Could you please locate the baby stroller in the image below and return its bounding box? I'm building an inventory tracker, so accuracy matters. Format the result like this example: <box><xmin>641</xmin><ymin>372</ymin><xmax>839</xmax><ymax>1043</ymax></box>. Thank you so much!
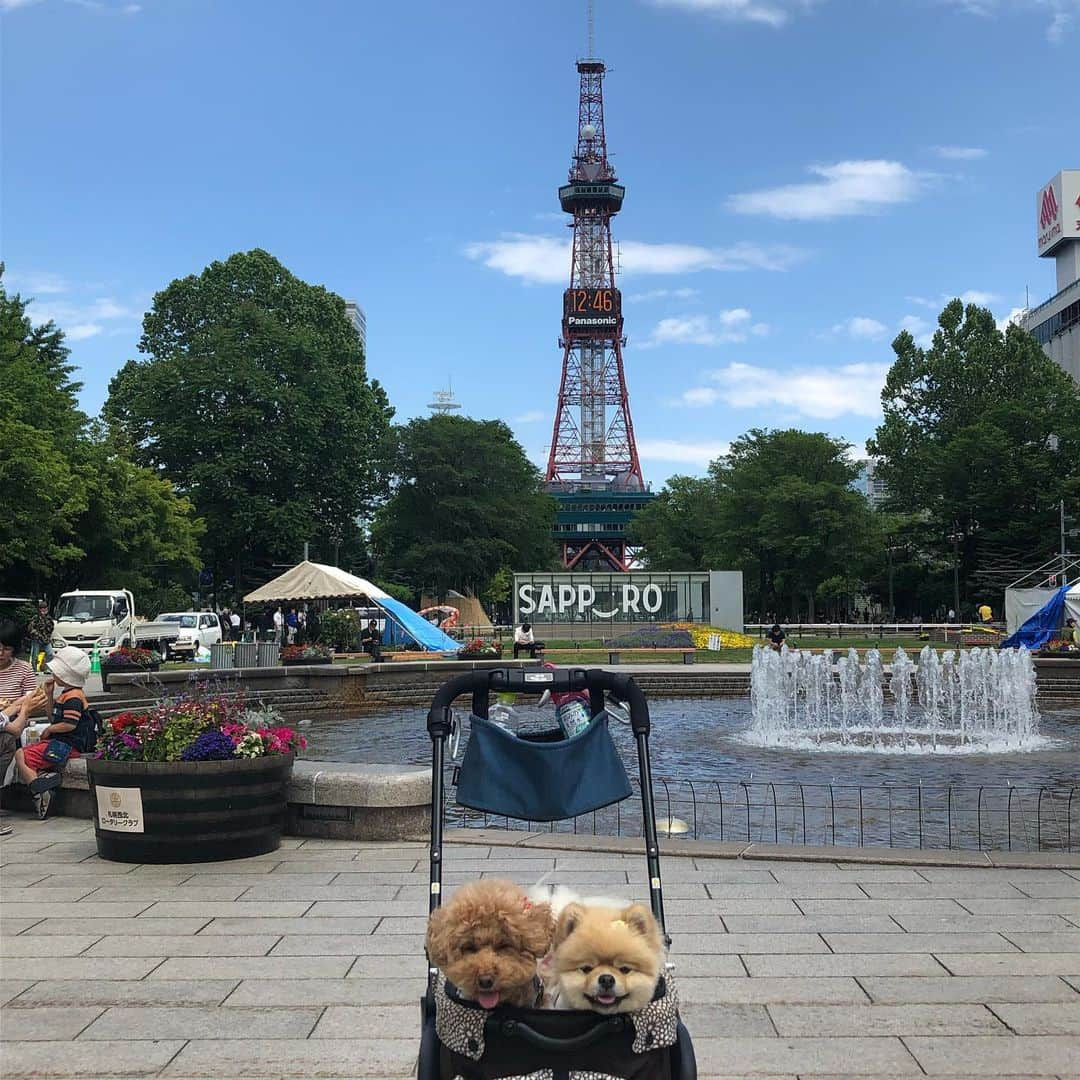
<box><xmin>418</xmin><ymin>666</ymin><xmax>697</xmax><ymax>1080</ymax></box>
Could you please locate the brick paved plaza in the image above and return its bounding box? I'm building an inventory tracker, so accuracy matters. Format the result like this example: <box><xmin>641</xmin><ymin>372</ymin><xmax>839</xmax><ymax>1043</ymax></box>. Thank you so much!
<box><xmin>2</xmin><ymin>817</ymin><xmax>1080</xmax><ymax>1078</ymax></box>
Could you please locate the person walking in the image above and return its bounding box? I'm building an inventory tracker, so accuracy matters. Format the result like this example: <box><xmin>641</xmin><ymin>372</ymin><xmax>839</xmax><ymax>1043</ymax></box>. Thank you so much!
<box><xmin>26</xmin><ymin>601</ymin><xmax>54</xmax><ymax>672</ymax></box>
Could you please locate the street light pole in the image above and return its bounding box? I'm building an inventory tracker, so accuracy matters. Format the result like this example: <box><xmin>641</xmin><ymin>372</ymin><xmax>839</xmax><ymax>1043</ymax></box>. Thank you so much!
<box><xmin>947</xmin><ymin>528</ymin><xmax>962</xmax><ymax>619</ymax></box>
<box><xmin>886</xmin><ymin>545</ymin><xmax>899</xmax><ymax>621</ymax></box>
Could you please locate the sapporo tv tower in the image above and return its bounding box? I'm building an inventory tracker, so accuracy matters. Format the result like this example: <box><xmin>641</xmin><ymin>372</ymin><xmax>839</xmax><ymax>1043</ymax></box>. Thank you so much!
<box><xmin>545</xmin><ymin>5</ymin><xmax>654</xmax><ymax>572</ymax></box>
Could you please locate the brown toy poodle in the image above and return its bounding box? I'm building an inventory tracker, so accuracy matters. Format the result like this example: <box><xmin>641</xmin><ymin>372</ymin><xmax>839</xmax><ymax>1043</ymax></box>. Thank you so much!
<box><xmin>425</xmin><ymin>879</ymin><xmax>554</xmax><ymax>1009</ymax></box>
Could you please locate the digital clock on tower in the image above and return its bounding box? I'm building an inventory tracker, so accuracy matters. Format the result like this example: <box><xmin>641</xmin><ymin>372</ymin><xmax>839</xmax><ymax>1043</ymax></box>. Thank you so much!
<box><xmin>563</xmin><ymin>288</ymin><xmax>621</xmax><ymax>330</ymax></box>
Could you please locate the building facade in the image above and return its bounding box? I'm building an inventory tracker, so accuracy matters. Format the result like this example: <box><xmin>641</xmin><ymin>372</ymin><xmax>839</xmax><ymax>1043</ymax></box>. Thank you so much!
<box><xmin>1019</xmin><ymin>171</ymin><xmax>1080</xmax><ymax>383</ymax></box>
<box><xmin>344</xmin><ymin>301</ymin><xmax>367</xmax><ymax>354</ymax></box>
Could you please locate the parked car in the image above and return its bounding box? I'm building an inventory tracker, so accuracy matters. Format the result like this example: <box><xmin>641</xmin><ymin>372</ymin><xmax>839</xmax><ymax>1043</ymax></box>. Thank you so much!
<box><xmin>52</xmin><ymin>589</ymin><xmax>136</xmax><ymax>656</ymax></box>
<box><xmin>135</xmin><ymin>611</ymin><xmax>222</xmax><ymax>661</ymax></box>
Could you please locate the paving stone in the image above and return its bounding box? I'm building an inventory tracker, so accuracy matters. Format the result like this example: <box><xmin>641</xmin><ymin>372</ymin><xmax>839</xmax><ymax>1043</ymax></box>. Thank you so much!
<box><xmin>441</xmin><ymin>858</ymin><xmax>554</xmax><ymax>874</ymax></box>
<box><xmin>18</xmin><ymin>873</ymin><xmax>194</xmax><ymax>889</ymax></box>
<box><xmin>956</xmin><ymin>898</ymin><xmax>1080</xmax><ymax>916</ymax></box>
<box><xmin>13</xmin><ymin>979</ymin><xmax>241</xmax><ymax>1006</ymax></box>
<box><xmin>988</xmin><ymin>1002</ymin><xmax>1080</xmax><ymax>1034</ymax></box>
<box><xmin>238</xmin><ymin>884</ymin><xmax>411</xmax><ymax>903</ymax></box>
<box><xmin>1009</xmin><ymin>881</ymin><xmax>1080</xmax><ymax>899</ymax></box>
<box><xmin>339</xmin><ymin>954</ymin><xmax>441</xmax><ymax>977</ymax></box>
<box><xmin>677</xmin><ymin>976</ymin><xmax>868</xmax><ymax>1004</ymax></box>
<box><xmin>721</xmin><ymin>916</ymin><xmax>902</xmax><ymax>934</ymax></box>
<box><xmin>860</xmin><ymin>882</ymin><xmax>1026</xmax><ymax>899</ymax></box>
<box><xmin>674</xmin><ymin>1001</ymin><xmax>776</xmax><ymax>1035</ymax></box>
<box><xmin>904</xmin><ymin>1035</ymin><xmax>1080</xmax><ymax>1074</ymax></box>
<box><xmin>84</xmin><ymin>886</ymin><xmax>249</xmax><ymax>902</ymax></box>
<box><xmin>0</xmin><ymin>1004</ymin><xmax>104</xmax><ymax>1038</ymax></box>
<box><xmin>22</xmin><ymin>918</ymin><xmax>211</xmax><ymax>936</ymax></box>
<box><xmin>669</xmin><ymin>932</ymin><xmax>829</xmax><ymax>954</ymax></box>
<box><xmin>1001</xmin><ymin>932</ymin><xmax>1080</xmax><ymax>953</ymax></box>
<box><xmin>768</xmin><ymin>1002</ymin><xmax>1004</xmax><ymax>1036</ymax></box>
<box><xmin>860</xmin><ymin>976</ymin><xmax>1080</xmax><ymax>1003</ymax></box>
<box><xmin>822</xmin><ymin>933</ymin><xmax>1017</xmax><ymax>953</ymax></box>
<box><xmin>1066</xmin><ymin>974</ymin><xmax>1080</xmax><ymax>993</ymax></box>
<box><xmin>81</xmin><ymin>1004</ymin><xmax>322</xmax><ymax>1040</ymax></box>
<box><xmin>271</xmin><ymin>864</ymin><xmax>425</xmax><ymax>878</ymax></box>
<box><xmin>136</xmin><ymin>900</ymin><xmax>314</xmax><ymax>918</ymax></box>
<box><xmin>1</xmin><ymin>887</ymin><xmax>97</xmax><ymax>902</ymax></box>
<box><xmin>369</xmin><ymin>915</ymin><xmax>429</xmax><ymax>934</ymax></box>
<box><xmin>0</xmin><ymin>980</ymin><xmax>33</xmax><ymax>1005</ymax></box>
<box><xmin>663</xmin><ymin>914</ymin><xmax>730</xmax><ymax>933</ymax></box>
<box><xmin>185</xmin><ymin>872</ymin><xmax>337</xmax><ymax>887</ymax></box>
<box><xmin>271</xmin><ymin>935</ymin><xmax>417</xmax><ymax>957</ymax></box>
<box><xmin>150</xmin><ymin>955</ymin><xmax>353</xmax><ymax>980</ymax></box>
<box><xmin>665</xmin><ymin>898</ymin><xmax>802</xmax><ymax>915</ymax></box>
<box><xmin>0</xmin><ymin>862</ymin><xmax>138</xmax><ymax>877</ymax></box>
<box><xmin>770</xmin><ymin>868</ymin><xmax>928</xmax><ymax>883</ymax></box>
<box><xmin>160</xmin><ymin>1037</ymin><xmax>417</xmax><ymax>1077</ymax></box>
<box><xmin>743</xmin><ymin>954</ymin><xmax>947</xmax><ymax>977</ymax></box>
<box><xmin>705</xmin><ymin>883</ymin><xmax>869</xmax><ymax>899</ymax></box>
<box><xmin>915</xmin><ymin>869</ymin><xmax>1073</xmax><ymax>883</ymax></box>
<box><xmin>1</xmin><ymin>901</ymin><xmax>154</xmax><ymax>919</ymax></box>
<box><xmin>0</xmin><ymin>1038</ymin><xmax>185</xmax><ymax>1078</ymax></box>
<box><xmin>0</xmin><ymin>957</ymin><xmax>165</xmax><ymax>980</ymax></box>
<box><xmin>198</xmin><ymin>917</ymin><xmax>379</xmax><ymax>936</ymax></box>
<box><xmin>85</xmin><ymin>934</ymin><xmax>281</xmax><ymax>957</ymax></box>
<box><xmin>309</xmin><ymin>1003</ymin><xmax>417</xmax><ymax>1038</ymax></box>
<box><xmin>796</xmin><ymin>898</ymin><xmax>970</xmax><ymax>916</ymax></box>
<box><xmin>892</xmin><ymin>915</ymin><xmax>1075</xmax><ymax>933</ymax></box>
<box><xmin>692</xmin><ymin>1035</ymin><xmax>920</xmax><ymax>1075</ymax></box>
<box><xmin>0</xmin><ymin>917</ymin><xmax>43</xmax><ymax>934</ymax></box>
<box><xmin>225</xmin><ymin>978</ymin><xmax>425</xmax><ymax>1006</ymax></box>
<box><xmin>936</xmin><ymin>953</ymin><xmax>1080</xmax><ymax>977</ymax></box>
<box><xmin>0</xmin><ymin>935</ymin><xmax>102</xmax><ymax>956</ymax></box>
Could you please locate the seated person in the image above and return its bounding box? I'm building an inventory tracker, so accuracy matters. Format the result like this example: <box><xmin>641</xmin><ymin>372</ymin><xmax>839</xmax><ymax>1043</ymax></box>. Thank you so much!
<box><xmin>0</xmin><ymin>620</ymin><xmax>47</xmax><ymax>807</ymax></box>
<box><xmin>13</xmin><ymin>646</ymin><xmax>94</xmax><ymax>819</ymax></box>
<box><xmin>767</xmin><ymin>623</ymin><xmax>786</xmax><ymax>651</ymax></box>
<box><xmin>1065</xmin><ymin>618</ymin><xmax>1079</xmax><ymax>648</ymax></box>
<box><xmin>512</xmin><ymin>621</ymin><xmax>545</xmax><ymax>660</ymax></box>
<box><xmin>360</xmin><ymin>618</ymin><xmax>383</xmax><ymax>661</ymax></box>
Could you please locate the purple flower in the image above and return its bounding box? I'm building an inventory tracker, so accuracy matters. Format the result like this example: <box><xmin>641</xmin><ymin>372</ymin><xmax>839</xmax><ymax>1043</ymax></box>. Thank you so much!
<box><xmin>179</xmin><ymin>730</ymin><xmax>238</xmax><ymax>762</ymax></box>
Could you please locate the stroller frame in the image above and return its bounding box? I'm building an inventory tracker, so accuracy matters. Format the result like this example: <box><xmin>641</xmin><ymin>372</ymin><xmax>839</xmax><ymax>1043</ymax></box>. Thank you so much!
<box><xmin>419</xmin><ymin>666</ymin><xmax>696</xmax><ymax>1080</ymax></box>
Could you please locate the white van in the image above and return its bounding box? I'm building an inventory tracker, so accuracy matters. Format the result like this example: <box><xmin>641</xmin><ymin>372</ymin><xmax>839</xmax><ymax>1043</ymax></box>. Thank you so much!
<box><xmin>51</xmin><ymin>589</ymin><xmax>136</xmax><ymax>656</ymax></box>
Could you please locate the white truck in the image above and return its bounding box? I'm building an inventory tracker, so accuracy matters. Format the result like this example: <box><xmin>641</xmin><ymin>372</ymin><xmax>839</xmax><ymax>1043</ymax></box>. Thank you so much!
<box><xmin>51</xmin><ymin>589</ymin><xmax>136</xmax><ymax>657</ymax></box>
<box><xmin>135</xmin><ymin>611</ymin><xmax>223</xmax><ymax>661</ymax></box>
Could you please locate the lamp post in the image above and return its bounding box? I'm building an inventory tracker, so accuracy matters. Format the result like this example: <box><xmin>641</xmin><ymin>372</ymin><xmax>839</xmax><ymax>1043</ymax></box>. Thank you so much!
<box><xmin>947</xmin><ymin>528</ymin><xmax>962</xmax><ymax>619</ymax></box>
<box><xmin>886</xmin><ymin>544</ymin><xmax>901</xmax><ymax>621</ymax></box>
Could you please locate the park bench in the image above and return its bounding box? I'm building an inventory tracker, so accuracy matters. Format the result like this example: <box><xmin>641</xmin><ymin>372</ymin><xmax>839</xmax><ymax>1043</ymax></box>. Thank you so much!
<box><xmin>554</xmin><ymin>647</ymin><xmax>697</xmax><ymax>665</ymax></box>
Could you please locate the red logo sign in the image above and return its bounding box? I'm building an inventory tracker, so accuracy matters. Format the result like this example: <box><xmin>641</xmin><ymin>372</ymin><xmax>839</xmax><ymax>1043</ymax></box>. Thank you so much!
<box><xmin>1039</xmin><ymin>184</ymin><xmax>1060</xmax><ymax>230</ymax></box>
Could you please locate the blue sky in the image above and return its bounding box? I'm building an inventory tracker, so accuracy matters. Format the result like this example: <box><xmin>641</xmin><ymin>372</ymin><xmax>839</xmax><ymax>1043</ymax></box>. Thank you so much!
<box><xmin>3</xmin><ymin>0</ymin><xmax>1078</xmax><ymax>487</ymax></box>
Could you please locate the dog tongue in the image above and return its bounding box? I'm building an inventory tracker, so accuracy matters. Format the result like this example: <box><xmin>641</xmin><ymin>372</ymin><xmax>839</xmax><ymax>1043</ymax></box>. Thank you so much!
<box><xmin>477</xmin><ymin>991</ymin><xmax>500</xmax><ymax>1009</ymax></box>
<box><xmin>595</xmin><ymin>994</ymin><xmax>617</xmax><ymax>1005</ymax></box>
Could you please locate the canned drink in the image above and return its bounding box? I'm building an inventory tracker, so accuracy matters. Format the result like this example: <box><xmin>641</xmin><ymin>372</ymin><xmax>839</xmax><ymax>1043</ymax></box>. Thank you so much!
<box><xmin>555</xmin><ymin>699</ymin><xmax>591</xmax><ymax>738</ymax></box>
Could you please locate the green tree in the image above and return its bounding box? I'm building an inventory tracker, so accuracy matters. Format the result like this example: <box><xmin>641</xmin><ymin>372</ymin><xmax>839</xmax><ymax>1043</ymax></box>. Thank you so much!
<box><xmin>372</xmin><ymin>415</ymin><xmax>557</xmax><ymax>597</ymax></box>
<box><xmin>631</xmin><ymin>429</ymin><xmax>879</xmax><ymax>619</ymax></box>
<box><xmin>104</xmin><ymin>250</ymin><xmax>394</xmax><ymax>600</ymax></box>
<box><xmin>868</xmin><ymin>300</ymin><xmax>1080</xmax><ymax>611</ymax></box>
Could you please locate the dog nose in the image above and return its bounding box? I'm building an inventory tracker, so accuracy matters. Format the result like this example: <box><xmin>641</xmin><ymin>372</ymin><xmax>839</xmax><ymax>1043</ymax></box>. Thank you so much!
<box><xmin>477</xmin><ymin>975</ymin><xmax>495</xmax><ymax>991</ymax></box>
<box><xmin>598</xmin><ymin>973</ymin><xmax>615</xmax><ymax>991</ymax></box>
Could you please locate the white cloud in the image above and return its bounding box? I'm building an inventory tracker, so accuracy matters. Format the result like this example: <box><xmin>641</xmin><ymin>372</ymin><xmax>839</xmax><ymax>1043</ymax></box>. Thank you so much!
<box><xmin>646</xmin><ymin>0</ymin><xmax>817</xmax><ymax>28</ymax></box>
<box><xmin>0</xmin><ymin>0</ymin><xmax>43</xmax><ymax>8</ymax></box>
<box><xmin>939</xmin><ymin>0</ymin><xmax>1080</xmax><ymax>43</ymax></box>
<box><xmin>728</xmin><ymin>160</ymin><xmax>925</xmax><ymax>221</ymax></box>
<box><xmin>3</xmin><ymin>269</ymin><xmax>69</xmax><ymax>294</ymax></box>
<box><xmin>67</xmin><ymin>323</ymin><xmax>103</xmax><ymax>340</ymax></box>
<box><xmin>464</xmin><ymin>234</ymin><xmax>804</xmax><ymax>284</ymax></box>
<box><xmin>997</xmin><ymin>306</ymin><xmax>1026</xmax><ymax>332</ymax></box>
<box><xmin>641</xmin><ymin>308</ymin><xmax>769</xmax><ymax>348</ymax></box>
<box><xmin>626</xmin><ymin>287</ymin><xmax>700</xmax><ymax>302</ymax></box>
<box><xmin>512</xmin><ymin>410</ymin><xmax>546</xmax><ymax>424</ymax></box>
<box><xmin>898</xmin><ymin>314</ymin><xmax>934</xmax><ymax>347</ymax></box>
<box><xmin>931</xmin><ymin>146</ymin><xmax>988</xmax><ymax>160</ymax></box>
<box><xmin>637</xmin><ymin>438</ymin><xmax>731</xmax><ymax>466</ymax></box>
<box><xmin>833</xmin><ymin>316</ymin><xmax>888</xmax><ymax>340</ymax></box>
<box><xmin>680</xmin><ymin>360</ymin><xmax>889</xmax><ymax>419</ymax></box>
<box><xmin>64</xmin><ymin>0</ymin><xmax>142</xmax><ymax>13</ymax></box>
<box><xmin>906</xmin><ymin>290</ymin><xmax>1000</xmax><ymax>310</ymax></box>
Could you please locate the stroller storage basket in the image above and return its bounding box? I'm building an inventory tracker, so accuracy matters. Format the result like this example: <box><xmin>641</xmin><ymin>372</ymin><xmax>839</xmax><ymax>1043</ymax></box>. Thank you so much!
<box><xmin>421</xmin><ymin>668</ymin><xmax>696</xmax><ymax>1080</ymax></box>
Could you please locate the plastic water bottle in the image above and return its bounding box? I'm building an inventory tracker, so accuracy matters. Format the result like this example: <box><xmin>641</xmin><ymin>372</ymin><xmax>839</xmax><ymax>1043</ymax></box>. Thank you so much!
<box><xmin>555</xmin><ymin>698</ymin><xmax>591</xmax><ymax>738</ymax></box>
<box><xmin>90</xmin><ymin>644</ymin><xmax>101</xmax><ymax>674</ymax></box>
<box><xmin>489</xmin><ymin>703</ymin><xmax>515</xmax><ymax>732</ymax></box>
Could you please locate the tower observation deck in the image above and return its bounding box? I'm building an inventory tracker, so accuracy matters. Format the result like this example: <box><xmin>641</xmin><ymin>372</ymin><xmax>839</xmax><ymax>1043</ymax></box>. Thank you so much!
<box><xmin>545</xmin><ymin>55</ymin><xmax>653</xmax><ymax>571</ymax></box>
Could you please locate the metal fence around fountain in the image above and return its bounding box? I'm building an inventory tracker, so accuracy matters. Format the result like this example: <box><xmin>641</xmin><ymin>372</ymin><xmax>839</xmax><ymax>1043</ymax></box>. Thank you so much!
<box><xmin>446</xmin><ymin>768</ymin><xmax>1078</xmax><ymax>852</ymax></box>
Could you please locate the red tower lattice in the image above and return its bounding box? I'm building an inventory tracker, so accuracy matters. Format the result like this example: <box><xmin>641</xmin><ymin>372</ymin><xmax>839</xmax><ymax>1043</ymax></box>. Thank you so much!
<box><xmin>546</xmin><ymin>58</ymin><xmax>644</xmax><ymax>499</ymax></box>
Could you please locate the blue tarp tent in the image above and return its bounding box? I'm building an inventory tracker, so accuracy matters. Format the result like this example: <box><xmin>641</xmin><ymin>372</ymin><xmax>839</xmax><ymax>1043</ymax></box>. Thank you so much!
<box><xmin>375</xmin><ymin>595</ymin><xmax>461</xmax><ymax>652</ymax></box>
<box><xmin>1002</xmin><ymin>584</ymin><xmax>1070</xmax><ymax>650</ymax></box>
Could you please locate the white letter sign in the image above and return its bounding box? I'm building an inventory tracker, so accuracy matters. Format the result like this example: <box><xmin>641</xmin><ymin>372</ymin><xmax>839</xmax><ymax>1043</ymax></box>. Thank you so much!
<box><xmin>96</xmin><ymin>786</ymin><xmax>145</xmax><ymax>833</ymax></box>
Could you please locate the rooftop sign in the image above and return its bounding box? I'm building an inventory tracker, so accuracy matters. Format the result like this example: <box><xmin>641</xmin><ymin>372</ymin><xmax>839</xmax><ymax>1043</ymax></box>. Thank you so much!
<box><xmin>1037</xmin><ymin>171</ymin><xmax>1080</xmax><ymax>257</ymax></box>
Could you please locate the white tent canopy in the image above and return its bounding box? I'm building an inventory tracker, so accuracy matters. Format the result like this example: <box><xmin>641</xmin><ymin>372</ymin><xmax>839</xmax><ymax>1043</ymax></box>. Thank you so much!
<box><xmin>243</xmin><ymin>561</ymin><xmax>389</xmax><ymax>603</ymax></box>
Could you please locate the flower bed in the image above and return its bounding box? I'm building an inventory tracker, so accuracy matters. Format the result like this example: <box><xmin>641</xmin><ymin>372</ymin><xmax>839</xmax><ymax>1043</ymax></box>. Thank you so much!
<box><xmin>604</xmin><ymin>625</ymin><xmax>695</xmax><ymax>649</ymax></box>
<box><xmin>458</xmin><ymin>637</ymin><xmax>503</xmax><ymax>659</ymax></box>
<box><xmin>102</xmin><ymin>645</ymin><xmax>162</xmax><ymax>670</ymax></box>
<box><xmin>280</xmin><ymin>643</ymin><xmax>334</xmax><ymax>665</ymax></box>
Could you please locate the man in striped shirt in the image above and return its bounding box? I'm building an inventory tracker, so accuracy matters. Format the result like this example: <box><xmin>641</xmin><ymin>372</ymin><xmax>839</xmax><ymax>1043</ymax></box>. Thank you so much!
<box><xmin>0</xmin><ymin>620</ymin><xmax>46</xmax><ymax>835</ymax></box>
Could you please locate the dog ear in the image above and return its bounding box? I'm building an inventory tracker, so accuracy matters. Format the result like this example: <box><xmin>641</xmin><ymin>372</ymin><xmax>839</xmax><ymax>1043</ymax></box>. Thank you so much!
<box><xmin>425</xmin><ymin>905</ymin><xmax>452</xmax><ymax>968</ymax></box>
<box><xmin>621</xmin><ymin>903</ymin><xmax>662</xmax><ymax>948</ymax></box>
<box><xmin>555</xmin><ymin>901</ymin><xmax>586</xmax><ymax>944</ymax></box>
<box><xmin>521</xmin><ymin>900</ymin><xmax>554</xmax><ymax>958</ymax></box>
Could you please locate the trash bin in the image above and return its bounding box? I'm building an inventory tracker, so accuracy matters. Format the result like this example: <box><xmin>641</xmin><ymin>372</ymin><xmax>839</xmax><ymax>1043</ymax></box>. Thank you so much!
<box><xmin>256</xmin><ymin>642</ymin><xmax>280</xmax><ymax>667</ymax></box>
<box><xmin>209</xmin><ymin>643</ymin><xmax>233</xmax><ymax>669</ymax></box>
<box><xmin>234</xmin><ymin>642</ymin><xmax>257</xmax><ymax>669</ymax></box>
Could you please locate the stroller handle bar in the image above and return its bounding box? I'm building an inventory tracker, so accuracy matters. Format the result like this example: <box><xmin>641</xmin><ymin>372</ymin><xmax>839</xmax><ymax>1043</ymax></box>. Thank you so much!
<box><xmin>426</xmin><ymin>667</ymin><xmax>650</xmax><ymax>737</ymax></box>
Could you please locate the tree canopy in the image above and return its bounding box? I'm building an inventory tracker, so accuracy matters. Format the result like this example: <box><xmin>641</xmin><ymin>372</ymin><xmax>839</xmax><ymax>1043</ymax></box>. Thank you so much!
<box><xmin>0</xmin><ymin>278</ymin><xmax>203</xmax><ymax>599</ymax></box>
<box><xmin>868</xmin><ymin>300</ymin><xmax>1080</xmax><ymax>608</ymax></box>
<box><xmin>631</xmin><ymin>429</ymin><xmax>879</xmax><ymax>620</ymax></box>
<box><xmin>372</xmin><ymin>415</ymin><xmax>557</xmax><ymax>598</ymax></box>
<box><xmin>104</xmin><ymin>250</ymin><xmax>394</xmax><ymax>598</ymax></box>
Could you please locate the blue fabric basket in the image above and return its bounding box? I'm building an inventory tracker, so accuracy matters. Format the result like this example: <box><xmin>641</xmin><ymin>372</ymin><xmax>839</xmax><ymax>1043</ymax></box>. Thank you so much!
<box><xmin>455</xmin><ymin>711</ymin><xmax>632</xmax><ymax>821</ymax></box>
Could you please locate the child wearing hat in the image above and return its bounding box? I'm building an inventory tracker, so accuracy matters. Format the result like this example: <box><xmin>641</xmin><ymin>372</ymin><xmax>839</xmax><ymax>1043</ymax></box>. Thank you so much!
<box><xmin>13</xmin><ymin>646</ymin><xmax>94</xmax><ymax>819</ymax></box>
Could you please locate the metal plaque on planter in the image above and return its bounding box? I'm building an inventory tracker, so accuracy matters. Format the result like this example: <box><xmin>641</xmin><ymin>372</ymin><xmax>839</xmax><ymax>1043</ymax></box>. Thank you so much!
<box><xmin>95</xmin><ymin>786</ymin><xmax>145</xmax><ymax>833</ymax></box>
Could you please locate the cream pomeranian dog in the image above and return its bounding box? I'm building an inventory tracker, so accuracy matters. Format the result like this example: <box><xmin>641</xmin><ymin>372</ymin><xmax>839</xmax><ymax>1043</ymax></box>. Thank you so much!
<box><xmin>547</xmin><ymin>900</ymin><xmax>664</xmax><ymax>1013</ymax></box>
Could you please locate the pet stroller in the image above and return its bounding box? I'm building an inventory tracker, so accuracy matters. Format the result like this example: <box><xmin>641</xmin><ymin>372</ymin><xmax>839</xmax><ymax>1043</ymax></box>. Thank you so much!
<box><xmin>418</xmin><ymin>666</ymin><xmax>697</xmax><ymax>1080</ymax></box>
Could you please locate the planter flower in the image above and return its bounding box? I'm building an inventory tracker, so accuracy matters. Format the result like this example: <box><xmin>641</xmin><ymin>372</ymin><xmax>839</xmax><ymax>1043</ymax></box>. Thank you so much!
<box><xmin>89</xmin><ymin>690</ymin><xmax>306</xmax><ymax>863</ymax></box>
<box><xmin>280</xmin><ymin>643</ymin><xmax>334</xmax><ymax>665</ymax></box>
<box><xmin>101</xmin><ymin>645</ymin><xmax>162</xmax><ymax>690</ymax></box>
<box><xmin>458</xmin><ymin>637</ymin><xmax>503</xmax><ymax>660</ymax></box>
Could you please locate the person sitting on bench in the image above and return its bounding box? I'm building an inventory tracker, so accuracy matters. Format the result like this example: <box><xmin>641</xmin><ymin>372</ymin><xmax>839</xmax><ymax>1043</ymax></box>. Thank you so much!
<box><xmin>360</xmin><ymin>619</ymin><xmax>383</xmax><ymax>661</ymax></box>
<box><xmin>513</xmin><ymin>622</ymin><xmax>545</xmax><ymax>660</ymax></box>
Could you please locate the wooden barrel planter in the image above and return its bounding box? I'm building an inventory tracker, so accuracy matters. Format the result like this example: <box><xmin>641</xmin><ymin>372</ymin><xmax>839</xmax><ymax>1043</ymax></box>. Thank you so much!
<box><xmin>101</xmin><ymin>663</ymin><xmax>159</xmax><ymax>692</ymax></box>
<box><xmin>87</xmin><ymin>754</ymin><xmax>293</xmax><ymax>863</ymax></box>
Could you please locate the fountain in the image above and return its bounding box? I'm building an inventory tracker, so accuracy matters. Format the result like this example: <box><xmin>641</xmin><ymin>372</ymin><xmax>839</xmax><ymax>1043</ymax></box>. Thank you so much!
<box><xmin>748</xmin><ymin>644</ymin><xmax>1042</xmax><ymax>752</ymax></box>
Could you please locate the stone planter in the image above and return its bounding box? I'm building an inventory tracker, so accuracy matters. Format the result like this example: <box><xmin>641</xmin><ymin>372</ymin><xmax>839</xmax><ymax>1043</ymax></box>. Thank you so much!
<box><xmin>281</xmin><ymin>657</ymin><xmax>333</xmax><ymax>666</ymax></box>
<box><xmin>87</xmin><ymin>754</ymin><xmax>294</xmax><ymax>863</ymax></box>
<box><xmin>101</xmin><ymin>662</ymin><xmax>158</xmax><ymax>691</ymax></box>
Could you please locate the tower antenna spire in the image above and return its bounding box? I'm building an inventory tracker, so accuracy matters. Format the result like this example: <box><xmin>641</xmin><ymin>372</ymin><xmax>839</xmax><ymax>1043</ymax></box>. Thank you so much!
<box><xmin>587</xmin><ymin>0</ymin><xmax>594</xmax><ymax>56</ymax></box>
